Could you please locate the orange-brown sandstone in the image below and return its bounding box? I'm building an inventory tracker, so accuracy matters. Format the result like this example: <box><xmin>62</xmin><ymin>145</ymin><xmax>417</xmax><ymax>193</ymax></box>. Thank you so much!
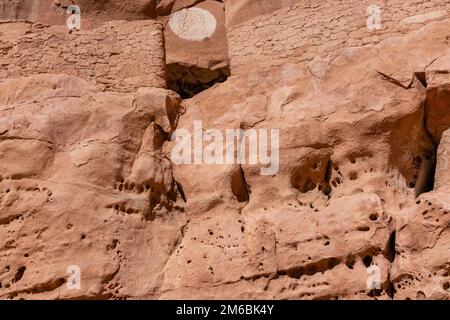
<box><xmin>0</xmin><ymin>0</ymin><xmax>449</xmax><ymax>300</ymax></box>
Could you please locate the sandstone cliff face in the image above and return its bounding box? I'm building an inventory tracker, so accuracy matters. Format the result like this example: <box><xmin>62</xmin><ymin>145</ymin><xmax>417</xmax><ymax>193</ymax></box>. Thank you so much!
<box><xmin>0</xmin><ymin>0</ymin><xmax>449</xmax><ymax>300</ymax></box>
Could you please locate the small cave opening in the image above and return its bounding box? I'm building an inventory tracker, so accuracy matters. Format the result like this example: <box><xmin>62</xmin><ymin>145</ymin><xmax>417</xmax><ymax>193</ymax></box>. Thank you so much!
<box><xmin>385</xmin><ymin>231</ymin><xmax>397</xmax><ymax>263</ymax></box>
<box><xmin>363</xmin><ymin>255</ymin><xmax>373</xmax><ymax>268</ymax></box>
<box><xmin>231</xmin><ymin>167</ymin><xmax>250</xmax><ymax>203</ymax></box>
<box><xmin>12</xmin><ymin>266</ymin><xmax>26</xmax><ymax>283</ymax></box>
<box><xmin>389</xmin><ymin>83</ymin><xmax>450</xmax><ymax>198</ymax></box>
<box><xmin>414</xmin><ymin>151</ymin><xmax>437</xmax><ymax>197</ymax></box>
<box><xmin>166</xmin><ymin>63</ymin><xmax>230</xmax><ymax>99</ymax></box>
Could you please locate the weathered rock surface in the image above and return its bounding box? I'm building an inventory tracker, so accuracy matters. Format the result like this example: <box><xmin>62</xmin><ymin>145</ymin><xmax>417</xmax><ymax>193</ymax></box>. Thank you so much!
<box><xmin>0</xmin><ymin>21</ymin><xmax>166</xmax><ymax>92</ymax></box>
<box><xmin>0</xmin><ymin>0</ymin><xmax>449</xmax><ymax>300</ymax></box>
<box><xmin>0</xmin><ymin>74</ymin><xmax>185</xmax><ymax>299</ymax></box>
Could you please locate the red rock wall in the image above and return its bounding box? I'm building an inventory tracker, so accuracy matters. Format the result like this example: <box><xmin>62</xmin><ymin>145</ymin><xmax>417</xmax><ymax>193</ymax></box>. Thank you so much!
<box><xmin>224</xmin><ymin>0</ymin><xmax>450</xmax><ymax>73</ymax></box>
<box><xmin>0</xmin><ymin>20</ymin><xmax>166</xmax><ymax>92</ymax></box>
<box><xmin>0</xmin><ymin>0</ymin><xmax>449</xmax><ymax>301</ymax></box>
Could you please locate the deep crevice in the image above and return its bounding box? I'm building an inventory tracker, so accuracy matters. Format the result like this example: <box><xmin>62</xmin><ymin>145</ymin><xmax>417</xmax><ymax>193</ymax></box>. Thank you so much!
<box><xmin>278</xmin><ymin>257</ymin><xmax>341</xmax><ymax>279</ymax></box>
<box><xmin>414</xmin><ymin>151</ymin><xmax>436</xmax><ymax>197</ymax></box>
<box><xmin>385</xmin><ymin>231</ymin><xmax>396</xmax><ymax>263</ymax></box>
<box><xmin>416</xmin><ymin>100</ymin><xmax>438</xmax><ymax>197</ymax></box>
<box><xmin>319</xmin><ymin>159</ymin><xmax>333</xmax><ymax>196</ymax></box>
<box><xmin>386</xmin><ymin>279</ymin><xmax>396</xmax><ymax>299</ymax></box>
<box><xmin>231</xmin><ymin>167</ymin><xmax>250</xmax><ymax>203</ymax></box>
<box><xmin>415</xmin><ymin>72</ymin><xmax>427</xmax><ymax>88</ymax></box>
<box><xmin>176</xmin><ymin>181</ymin><xmax>187</xmax><ymax>203</ymax></box>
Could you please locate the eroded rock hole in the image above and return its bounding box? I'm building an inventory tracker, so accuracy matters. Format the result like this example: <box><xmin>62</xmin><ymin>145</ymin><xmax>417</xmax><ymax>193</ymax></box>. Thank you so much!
<box><xmin>166</xmin><ymin>63</ymin><xmax>230</xmax><ymax>99</ymax></box>
<box><xmin>291</xmin><ymin>154</ymin><xmax>340</xmax><ymax>197</ymax></box>
<box><xmin>231</xmin><ymin>167</ymin><xmax>250</xmax><ymax>202</ymax></box>
<box><xmin>414</xmin><ymin>89</ymin><xmax>450</xmax><ymax>195</ymax></box>
<box><xmin>367</xmin><ymin>288</ymin><xmax>383</xmax><ymax>298</ymax></box>
<box><xmin>390</xmin><ymin>87</ymin><xmax>449</xmax><ymax>197</ymax></box>
<box><xmin>416</xmin><ymin>291</ymin><xmax>426</xmax><ymax>299</ymax></box>
<box><xmin>443</xmin><ymin>282</ymin><xmax>450</xmax><ymax>291</ymax></box>
<box><xmin>279</xmin><ymin>257</ymin><xmax>341</xmax><ymax>279</ymax></box>
<box><xmin>363</xmin><ymin>255</ymin><xmax>373</xmax><ymax>267</ymax></box>
<box><xmin>319</xmin><ymin>159</ymin><xmax>333</xmax><ymax>196</ymax></box>
<box><xmin>13</xmin><ymin>266</ymin><xmax>26</xmax><ymax>283</ymax></box>
<box><xmin>385</xmin><ymin>231</ymin><xmax>396</xmax><ymax>263</ymax></box>
<box><xmin>345</xmin><ymin>256</ymin><xmax>356</xmax><ymax>269</ymax></box>
<box><xmin>414</xmin><ymin>152</ymin><xmax>436</xmax><ymax>197</ymax></box>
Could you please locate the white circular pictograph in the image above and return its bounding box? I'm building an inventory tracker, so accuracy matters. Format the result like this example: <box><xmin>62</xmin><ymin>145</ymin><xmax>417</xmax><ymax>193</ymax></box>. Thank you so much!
<box><xmin>169</xmin><ymin>8</ymin><xmax>217</xmax><ymax>41</ymax></box>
